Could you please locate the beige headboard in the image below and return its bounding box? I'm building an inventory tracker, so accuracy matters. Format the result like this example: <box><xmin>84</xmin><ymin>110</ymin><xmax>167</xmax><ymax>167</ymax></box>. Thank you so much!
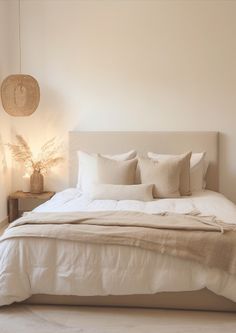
<box><xmin>69</xmin><ymin>131</ymin><xmax>219</xmax><ymax>191</ymax></box>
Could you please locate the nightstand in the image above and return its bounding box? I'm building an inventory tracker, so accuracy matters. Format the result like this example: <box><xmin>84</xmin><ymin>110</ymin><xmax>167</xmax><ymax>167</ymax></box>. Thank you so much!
<box><xmin>8</xmin><ymin>191</ymin><xmax>55</xmax><ymax>223</ymax></box>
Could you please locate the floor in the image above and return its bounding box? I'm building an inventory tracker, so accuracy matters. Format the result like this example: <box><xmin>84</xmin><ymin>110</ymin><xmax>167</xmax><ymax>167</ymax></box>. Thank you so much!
<box><xmin>1</xmin><ymin>305</ymin><xmax>236</xmax><ymax>333</ymax></box>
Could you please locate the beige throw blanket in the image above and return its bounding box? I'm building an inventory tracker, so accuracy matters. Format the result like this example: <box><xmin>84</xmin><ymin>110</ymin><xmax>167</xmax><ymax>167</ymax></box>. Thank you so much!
<box><xmin>1</xmin><ymin>211</ymin><xmax>236</xmax><ymax>274</ymax></box>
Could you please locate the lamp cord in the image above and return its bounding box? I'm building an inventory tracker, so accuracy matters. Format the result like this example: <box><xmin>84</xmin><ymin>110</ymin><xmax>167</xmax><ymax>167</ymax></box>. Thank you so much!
<box><xmin>18</xmin><ymin>0</ymin><xmax>22</xmax><ymax>74</ymax></box>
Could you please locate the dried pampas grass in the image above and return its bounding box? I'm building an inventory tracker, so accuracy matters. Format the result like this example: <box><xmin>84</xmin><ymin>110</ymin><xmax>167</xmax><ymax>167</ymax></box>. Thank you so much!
<box><xmin>7</xmin><ymin>135</ymin><xmax>64</xmax><ymax>174</ymax></box>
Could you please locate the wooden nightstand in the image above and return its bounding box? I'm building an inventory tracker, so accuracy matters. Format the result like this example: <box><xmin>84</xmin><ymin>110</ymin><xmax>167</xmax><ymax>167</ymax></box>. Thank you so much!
<box><xmin>8</xmin><ymin>191</ymin><xmax>55</xmax><ymax>223</ymax></box>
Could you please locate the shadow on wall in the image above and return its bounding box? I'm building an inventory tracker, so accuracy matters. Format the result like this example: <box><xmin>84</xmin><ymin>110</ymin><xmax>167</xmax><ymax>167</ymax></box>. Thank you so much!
<box><xmin>0</xmin><ymin>134</ymin><xmax>7</xmax><ymax>173</ymax></box>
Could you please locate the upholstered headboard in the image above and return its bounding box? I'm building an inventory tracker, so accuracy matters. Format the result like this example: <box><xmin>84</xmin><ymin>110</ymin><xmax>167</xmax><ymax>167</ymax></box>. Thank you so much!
<box><xmin>69</xmin><ymin>131</ymin><xmax>219</xmax><ymax>191</ymax></box>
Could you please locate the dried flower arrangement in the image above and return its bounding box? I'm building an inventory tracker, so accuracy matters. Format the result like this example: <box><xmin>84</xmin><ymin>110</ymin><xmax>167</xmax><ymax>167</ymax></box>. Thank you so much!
<box><xmin>7</xmin><ymin>135</ymin><xmax>64</xmax><ymax>175</ymax></box>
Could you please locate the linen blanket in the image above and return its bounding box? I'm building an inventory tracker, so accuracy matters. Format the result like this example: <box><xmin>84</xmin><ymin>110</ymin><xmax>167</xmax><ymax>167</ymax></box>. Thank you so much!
<box><xmin>1</xmin><ymin>211</ymin><xmax>236</xmax><ymax>274</ymax></box>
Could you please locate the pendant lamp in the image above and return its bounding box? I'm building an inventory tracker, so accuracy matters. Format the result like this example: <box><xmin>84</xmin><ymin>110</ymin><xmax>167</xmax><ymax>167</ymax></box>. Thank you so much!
<box><xmin>1</xmin><ymin>0</ymin><xmax>40</xmax><ymax>117</ymax></box>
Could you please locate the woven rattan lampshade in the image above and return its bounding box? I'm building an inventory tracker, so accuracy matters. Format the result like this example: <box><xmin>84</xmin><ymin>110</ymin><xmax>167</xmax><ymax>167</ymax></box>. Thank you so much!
<box><xmin>1</xmin><ymin>74</ymin><xmax>40</xmax><ymax>117</ymax></box>
<box><xmin>0</xmin><ymin>1</ymin><xmax>40</xmax><ymax>117</ymax></box>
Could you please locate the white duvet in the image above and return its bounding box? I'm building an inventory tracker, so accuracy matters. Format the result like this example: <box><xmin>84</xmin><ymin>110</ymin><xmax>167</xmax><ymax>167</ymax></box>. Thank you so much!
<box><xmin>1</xmin><ymin>189</ymin><xmax>236</xmax><ymax>306</ymax></box>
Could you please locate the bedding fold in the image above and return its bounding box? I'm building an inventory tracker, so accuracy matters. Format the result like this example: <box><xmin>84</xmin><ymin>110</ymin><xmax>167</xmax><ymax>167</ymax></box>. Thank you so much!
<box><xmin>1</xmin><ymin>211</ymin><xmax>236</xmax><ymax>275</ymax></box>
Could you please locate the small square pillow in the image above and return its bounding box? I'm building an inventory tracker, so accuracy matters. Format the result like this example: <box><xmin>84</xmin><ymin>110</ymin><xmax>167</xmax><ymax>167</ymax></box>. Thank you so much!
<box><xmin>90</xmin><ymin>184</ymin><xmax>153</xmax><ymax>201</ymax></box>
<box><xmin>77</xmin><ymin>150</ymin><xmax>137</xmax><ymax>192</ymax></box>
<box><xmin>139</xmin><ymin>157</ymin><xmax>182</xmax><ymax>198</ymax></box>
<box><xmin>147</xmin><ymin>151</ymin><xmax>192</xmax><ymax>196</ymax></box>
<box><xmin>96</xmin><ymin>156</ymin><xmax>138</xmax><ymax>185</ymax></box>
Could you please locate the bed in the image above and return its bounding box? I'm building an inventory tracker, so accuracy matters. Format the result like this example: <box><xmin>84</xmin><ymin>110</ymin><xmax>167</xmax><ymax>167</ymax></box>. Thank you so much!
<box><xmin>2</xmin><ymin>131</ymin><xmax>236</xmax><ymax>311</ymax></box>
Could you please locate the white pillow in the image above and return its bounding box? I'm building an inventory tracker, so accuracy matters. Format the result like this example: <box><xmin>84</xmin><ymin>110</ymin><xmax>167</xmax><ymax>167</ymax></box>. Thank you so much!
<box><xmin>77</xmin><ymin>150</ymin><xmax>137</xmax><ymax>192</ymax></box>
<box><xmin>190</xmin><ymin>152</ymin><xmax>206</xmax><ymax>192</ymax></box>
<box><xmin>90</xmin><ymin>184</ymin><xmax>153</xmax><ymax>201</ymax></box>
<box><xmin>102</xmin><ymin>150</ymin><xmax>137</xmax><ymax>161</ymax></box>
<box><xmin>147</xmin><ymin>151</ymin><xmax>207</xmax><ymax>192</ymax></box>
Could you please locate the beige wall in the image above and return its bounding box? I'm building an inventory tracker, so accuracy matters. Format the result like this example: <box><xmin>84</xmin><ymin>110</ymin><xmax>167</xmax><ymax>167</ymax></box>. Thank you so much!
<box><xmin>0</xmin><ymin>1</ymin><xmax>12</xmax><ymax>221</ymax></box>
<box><xmin>5</xmin><ymin>0</ymin><xmax>236</xmax><ymax>202</ymax></box>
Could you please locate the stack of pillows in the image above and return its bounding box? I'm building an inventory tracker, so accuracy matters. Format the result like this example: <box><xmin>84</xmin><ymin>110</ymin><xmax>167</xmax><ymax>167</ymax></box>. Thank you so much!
<box><xmin>77</xmin><ymin>150</ymin><xmax>208</xmax><ymax>201</ymax></box>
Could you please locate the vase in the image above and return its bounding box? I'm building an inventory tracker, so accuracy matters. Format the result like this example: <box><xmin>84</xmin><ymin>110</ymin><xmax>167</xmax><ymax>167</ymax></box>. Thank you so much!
<box><xmin>30</xmin><ymin>171</ymin><xmax>44</xmax><ymax>194</ymax></box>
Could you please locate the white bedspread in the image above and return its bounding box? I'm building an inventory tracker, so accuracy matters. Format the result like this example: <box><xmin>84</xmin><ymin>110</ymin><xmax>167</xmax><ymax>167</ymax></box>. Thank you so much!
<box><xmin>1</xmin><ymin>189</ymin><xmax>236</xmax><ymax>306</ymax></box>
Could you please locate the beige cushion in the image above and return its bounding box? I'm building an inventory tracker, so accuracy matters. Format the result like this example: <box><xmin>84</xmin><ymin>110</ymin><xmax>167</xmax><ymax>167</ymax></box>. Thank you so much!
<box><xmin>147</xmin><ymin>152</ymin><xmax>192</xmax><ymax>196</ymax></box>
<box><xmin>148</xmin><ymin>151</ymin><xmax>207</xmax><ymax>193</ymax></box>
<box><xmin>139</xmin><ymin>158</ymin><xmax>182</xmax><ymax>198</ymax></box>
<box><xmin>97</xmin><ymin>156</ymin><xmax>137</xmax><ymax>185</ymax></box>
<box><xmin>77</xmin><ymin>150</ymin><xmax>137</xmax><ymax>192</ymax></box>
<box><xmin>90</xmin><ymin>184</ymin><xmax>153</xmax><ymax>201</ymax></box>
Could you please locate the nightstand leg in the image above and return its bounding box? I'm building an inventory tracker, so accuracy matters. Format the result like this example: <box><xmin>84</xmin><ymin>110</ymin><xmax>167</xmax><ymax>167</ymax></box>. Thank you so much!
<box><xmin>8</xmin><ymin>198</ymin><xmax>19</xmax><ymax>223</ymax></box>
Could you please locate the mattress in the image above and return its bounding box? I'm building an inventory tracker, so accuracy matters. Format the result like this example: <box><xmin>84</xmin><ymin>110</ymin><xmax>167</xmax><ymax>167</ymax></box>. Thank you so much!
<box><xmin>1</xmin><ymin>189</ymin><xmax>236</xmax><ymax>307</ymax></box>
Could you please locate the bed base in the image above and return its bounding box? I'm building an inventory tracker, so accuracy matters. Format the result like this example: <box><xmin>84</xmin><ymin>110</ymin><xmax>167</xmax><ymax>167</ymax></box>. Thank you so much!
<box><xmin>25</xmin><ymin>289</ymin><xmax>236</xmax><ymax>312</ymax></box>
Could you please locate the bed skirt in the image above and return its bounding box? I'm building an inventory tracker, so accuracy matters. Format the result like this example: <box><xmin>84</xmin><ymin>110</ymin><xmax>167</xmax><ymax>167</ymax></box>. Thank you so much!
<box><xmin>25</xmin><ymin>288</ymin><xmax>236</xmax><ymax>312</ymax></box>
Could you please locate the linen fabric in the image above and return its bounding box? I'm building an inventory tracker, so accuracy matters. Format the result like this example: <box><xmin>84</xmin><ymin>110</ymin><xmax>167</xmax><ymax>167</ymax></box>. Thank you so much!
<box><xmin>90</xmin><ymin>184</ymin><xmax>153</xmax><ymax>201</ymax></box>
<box><xmin>4</xmin><ymin>211</ymin><xmax>235</xmax><ymax>277</ymax></box>
<box><xmin>190</xmin><ymin>152</ymin><xmax>206</xmax><ymax>191</ymax></box>
<box><xmin>77</xmin><ymin>150</ymin><xmax>137</xmax><ymax>193</ymax></box>
<box><xmin>147</xmin><ymin>152</ymin><xmax>192</xmax><ymax>196</ymax></box>
<box><xmin>1</xmin><ymin>190</ymin><xmax>236</xmax><ymax>306</ymax></box>
<box><xmin>148</xmin><ymin>151</ymin><xmax>207</xmax><ymax>193</ymax></box>
<box><xmin>96</xmin><ymin>156</ymin><xmax>137</xmax><ymax>185</ymax></box>
<box><xmin>138</xmin><ymin>157</ymin><xmax>182</xmax><ymax>198</ymax></box>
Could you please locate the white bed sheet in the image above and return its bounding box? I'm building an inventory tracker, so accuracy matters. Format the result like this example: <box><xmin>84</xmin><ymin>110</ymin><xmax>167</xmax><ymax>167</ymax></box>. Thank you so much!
<box><xmin>1</xmin><ymin>189</ymin><xmax>236</xmax><ymax>306</ymax></box>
